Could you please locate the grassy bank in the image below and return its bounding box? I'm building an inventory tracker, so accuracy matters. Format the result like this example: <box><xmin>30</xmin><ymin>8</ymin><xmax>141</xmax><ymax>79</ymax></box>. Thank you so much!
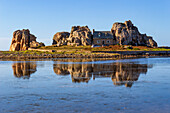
<box><xmin>39</xmin><ymin>45</ymin><xmax>170</xmax><ymax>52</ymax></box>
<box><xmin>1</xmin><ymin>45</ymin><xmax>170</xmax><ymax>60</ymax></box>
<box><xmin>1</xmin><ymin>45</ymin><xmax>170</xmax><ymax>56</ymax></box>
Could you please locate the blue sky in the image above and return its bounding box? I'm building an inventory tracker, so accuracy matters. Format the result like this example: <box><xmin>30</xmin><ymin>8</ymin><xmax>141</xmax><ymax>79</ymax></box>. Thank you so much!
<box><xmin>0</xmin><ymin>0</ymin><xmax>170</xmax><ymax>50</ymax></box>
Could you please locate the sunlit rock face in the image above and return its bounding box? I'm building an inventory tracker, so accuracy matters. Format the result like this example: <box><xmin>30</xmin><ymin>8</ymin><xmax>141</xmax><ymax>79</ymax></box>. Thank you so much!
<box><xmin>52</xmin><ymin>20</ymin><xmax>157</xmax><ymax>47</ymax></box>
<box><xmin>12</xmin><ymin>62</ymin><xmax>37</xmax><ymax>79</ymax></box>
<box><xmin>52</xmin><ymin>26</ymin><xmax>92</xmax><ymax>46</ymax></box>
<box><xmin>9</xmin><ymin>29</ymin><xmax>45</xmax><ymax>51</ymax></box>
<box><xmin>68</xmin><ymin>26</ymin><xmax>92</xmax><ymax>46</ymax></box>
<box><xmin>52</xmin><ymin>32</ymin><xmax>70</xmax><ymax>46</ymax></box>
<box><xmin>111</xmin><ymin>20</ymin><xmax>157</xmax><ymax>47</ymax></box>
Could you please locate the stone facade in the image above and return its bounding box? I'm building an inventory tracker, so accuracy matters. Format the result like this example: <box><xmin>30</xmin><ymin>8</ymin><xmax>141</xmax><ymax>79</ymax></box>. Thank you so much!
<box><xmin>93</xmin><ymin>30</ymin><xmax>116</xmax><ymax>46</ymax></box>
<box><xmin>93</xmin><ymin>38</ymin><xmax>115</xmax><ymax>46</ymax></box>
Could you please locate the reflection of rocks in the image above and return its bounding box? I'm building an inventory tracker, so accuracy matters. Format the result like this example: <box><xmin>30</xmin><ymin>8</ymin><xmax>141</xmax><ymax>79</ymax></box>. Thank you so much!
<box><xmin>53</xmin><ymin>64</ymin><xmax>70</xmax><ymax>75</ymax></box>
<box><xmin>111</xmin><ymin>63</ymin><xmax>149</xmax><ymax>87</ymax></box>
<box><xmin>68</xmin><ymin>64</ymin><xmax>93</xmax><ymax>83</ymax></box>
<box><xmin>12</xmin><ymin>62</ymin><xmax>37</xmax><ymax>79</ymax></box>
<box><xmin>53</xmin><ymin>63</ymin><xmax>93</xmax><ymax>83</ymax></box>
<box><xmin>53</xmin><ymin>61</ymin><xmax>152</xmax><ymax>86</ymax></box>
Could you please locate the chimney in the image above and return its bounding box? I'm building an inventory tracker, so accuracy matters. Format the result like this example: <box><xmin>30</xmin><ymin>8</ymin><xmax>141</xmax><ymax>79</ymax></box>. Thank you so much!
<box><xmin>93</xmin><ymin>29</ymin><xmax>95</xmax><ymax>34</ymax></box>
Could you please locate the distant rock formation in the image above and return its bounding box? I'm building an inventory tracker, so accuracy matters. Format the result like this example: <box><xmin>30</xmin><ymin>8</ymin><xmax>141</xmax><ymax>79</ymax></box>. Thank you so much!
<box><xmin>9</xmin><ymin>29</ymin><xmax>45</xmax><ymax>51</ymax></box>
<box><xmin>52</xmin><ymin>21</ymin><xmax>157</xmax><ymax>47</ymax></box>
<box><xmin>111</xmin><ymin>20</ymin><xmax>157</xmax><ymax>47</ymax></box>
<box><xmin>52</xmin><ymin>26</ymin><xmax>92</xmax><ymax>46</ymax></box>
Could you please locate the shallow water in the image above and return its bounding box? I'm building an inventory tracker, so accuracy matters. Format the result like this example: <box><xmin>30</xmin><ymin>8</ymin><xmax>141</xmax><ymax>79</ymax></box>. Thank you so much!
<box><xmin>0</xmin><ymin>57</ymin><xmax>170</xmax><ymax>113</ymax></box>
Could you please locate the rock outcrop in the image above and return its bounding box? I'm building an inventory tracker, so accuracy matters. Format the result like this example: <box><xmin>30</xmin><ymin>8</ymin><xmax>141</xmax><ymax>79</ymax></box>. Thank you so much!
<box><xmin>68</xmin><ymin>26</ymin><xmax>92</xmax><ymax>46</ymax></box>
<box><xmin>111</xmin><ymin>20</ymin><xmax>157</xmax><ymax>47</ymax></box>
<box><xmin>52</xmin><ymin>26</ymin><xmax>92</xmax><ymax>46</ymax></box>
<box><xmin>52</xmin><ymin>32</ymin><xmax>70</xmax><ymax>46</ymax></box>
<box><xmin>52</xmin><ymin>21</ymin><xmax>157</xmax><ymax>47</ymax></box>
<box><xmin>9</xmin><ymin>29</ymin><xmax>45</xmax><ymax>51</ymax></box>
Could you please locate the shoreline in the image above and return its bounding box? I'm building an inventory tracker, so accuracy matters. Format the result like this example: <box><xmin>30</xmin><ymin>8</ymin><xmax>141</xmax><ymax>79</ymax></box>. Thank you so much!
<box><xmin>1</xmin><ymin>50</ymin><xmax>170</xmax><ymax>61</ymax></box>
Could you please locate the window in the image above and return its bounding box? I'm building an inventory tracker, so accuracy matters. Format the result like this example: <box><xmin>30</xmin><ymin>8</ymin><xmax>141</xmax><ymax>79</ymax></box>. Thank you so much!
<box><xmin>98</xmin><ymin>33</ymin><xmax>101</xmax><ymax>37</ymax></box>
<box><xmin>107</xmin><ymin>40</ymin><xmax>110</xmax><ymax>43</ymax></box>
<box><xmin>97</xmin><ymin>40</ymin><xmax>100</xmax><ymax>43</ymax></box>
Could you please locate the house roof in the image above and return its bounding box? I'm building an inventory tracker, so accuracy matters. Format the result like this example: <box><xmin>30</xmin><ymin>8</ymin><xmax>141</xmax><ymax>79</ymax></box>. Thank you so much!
<box><xmin>93</xmin><ymin>31</ymin><xmax>113</xmax><ymax>39</ymax></box>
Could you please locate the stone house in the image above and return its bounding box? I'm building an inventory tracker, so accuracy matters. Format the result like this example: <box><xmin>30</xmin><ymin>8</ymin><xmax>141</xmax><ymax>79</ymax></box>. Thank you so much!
<box><xmin>93</xmin><ymin>29</ymin><xmax>115</xmax><ymax>46</ymax></box>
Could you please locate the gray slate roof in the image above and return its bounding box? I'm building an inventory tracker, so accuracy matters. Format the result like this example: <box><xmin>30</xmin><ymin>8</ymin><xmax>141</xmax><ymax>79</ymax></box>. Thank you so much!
<box><xmin>93</xmin><ymin>31</ymin><xmax>113</xmax><ymax>39</ymax></box>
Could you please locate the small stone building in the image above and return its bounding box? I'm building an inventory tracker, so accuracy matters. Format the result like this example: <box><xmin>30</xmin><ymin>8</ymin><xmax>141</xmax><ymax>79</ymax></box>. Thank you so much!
<box><xmin>93</xmin><ymin>29</ymin><xmax>115</xmax><ymax>46</ymax></box>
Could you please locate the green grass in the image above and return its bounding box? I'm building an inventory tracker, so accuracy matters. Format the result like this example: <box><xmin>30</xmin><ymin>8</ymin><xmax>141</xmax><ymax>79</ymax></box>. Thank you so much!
<box><xmin>1</xmin><ymin>45</ymin><xmax>170</xmax><ymax>57</ymax></box>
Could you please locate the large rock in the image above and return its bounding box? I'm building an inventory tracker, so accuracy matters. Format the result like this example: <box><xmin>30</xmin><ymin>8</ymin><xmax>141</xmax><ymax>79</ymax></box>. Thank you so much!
<box><xmin>9</xmin><ymin>29</ymin><xmax>45</xmax><ymax>51</ymax></box>
<box><xmin>68</xmin><ymin>26</ymin><xmax>92</xmax><ymax>46</ymax></box>
<box><xmin>111</xmin><ymin>20</ymin><xmax>157</xmax><ymax>47</ymax></box>
<box><xmin>52</xmin><ymin>32</ymin><xmax>70</xmax><ymax>46</ymax></box>
<box><xmin>52</xmin><ymin>26</ymin><xmax>92</xmax><ymax>46</ymax></box>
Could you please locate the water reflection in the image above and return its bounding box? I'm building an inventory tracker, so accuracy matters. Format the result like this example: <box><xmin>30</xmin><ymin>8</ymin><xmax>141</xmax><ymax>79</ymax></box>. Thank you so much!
<box><xmin>11</xmin><ymin>59</ymin><xmax>153</xmax><ymax>87</ymax></box>
<box><xmin>12</xmin><ymin>62</ymin><xmax>37</xmax><ymax>79</ymax></box>
<box><xmin>111</xmin><ymin>63</ymin><xmax>149</xmax><ymax>87</ymax></box>
<box><xmin>53</xmin><ymin>63</ymin><xmax>93</xmax><ymax>83</ymax></box>
<box><xmin>53</xmin><ymin>60</ymin><xmax>153</xmax><ymax>87</ymax></box>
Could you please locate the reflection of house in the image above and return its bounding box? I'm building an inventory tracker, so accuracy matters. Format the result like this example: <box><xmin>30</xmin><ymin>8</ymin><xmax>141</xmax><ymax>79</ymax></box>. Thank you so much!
<box><xmin>12</xmin><ymin>62</ymin><xmax>37</xmax><ymax>79</ymax></box>
<box><xmin>93</xmin><ymin>29</ymin><xmax>115</xmax><ymax>46</ymax></box>
<box><xmin>92</xmin><ymin>63</ymin><xmax>114</xmax><ymax>77</ymax></box>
